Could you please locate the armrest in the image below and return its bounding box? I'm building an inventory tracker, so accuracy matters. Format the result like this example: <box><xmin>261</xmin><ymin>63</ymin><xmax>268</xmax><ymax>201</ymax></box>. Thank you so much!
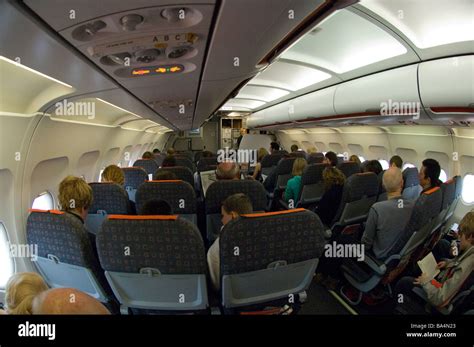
<box><xmin>361</xmin><ymin>253</ymin><xmax>387</xmax><ymax>276</ymax></box>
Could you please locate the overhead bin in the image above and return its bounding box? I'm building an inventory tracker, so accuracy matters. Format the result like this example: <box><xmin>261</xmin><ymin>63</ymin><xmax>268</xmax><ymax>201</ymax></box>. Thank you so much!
<box><xmin>246</xmin><ymin>101</ymin><xmax>292</xmax><ymax>128</ymax></box>
<box><xmin>289</xmin><ymin>86</ymin><xmax>337</xmax><ymax>122</ymax></box>
<box><xmin>333</xmin><ymin>64</ymin><xmax>420</xmax><ymax>116</ymax></box>
<box><xmin>419</xmin><ymin>55</ymin><xmax>474</xmax><ymax>111</ymax></box>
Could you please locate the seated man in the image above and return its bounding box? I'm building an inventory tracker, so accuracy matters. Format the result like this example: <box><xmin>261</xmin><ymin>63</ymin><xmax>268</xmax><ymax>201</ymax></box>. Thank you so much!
<box><xmin>395</xmin><ymin>211</ymin><xmax>474</xmax><ymax>312</ymax></box>
<box><xmin>152</xmin><ymin>148</ymin><xmax>161</xmax><ymax>154</ymax></box>
<box><xmin>32</xmin><ymin>288</ymin><xmax>110</xmax><ymax>314</ymax></box>
<box><xmin>389</xmin><ymin>155</ymin><xmax>403</xmax><ymax>169</ymax></box>
<box><xmin>269</xmin><ymin>141</ymin><xmax>280</xmax><ymax>154</ymax></box>
<box><xmin>161</xmin><ymin>155</ymin><xmax>177</xmax><ymax>168</ymax></box>
<box><xmin>419</xmin><ymin>158</ymin><xmax>442</xmax><ymax>194</ymax></box>
<box><xmin>58</xmin><ymin>175</ymin><xmax>93</xmax><ymax>224</ymax></box>
<box><xmin>216</xmin><ymin>161</ymin><xmax>240</xmax><ymax>180</ymax></box>
<box><xmin>361</xmin><ymin>167</ymin><xmax>415</xmax><ymax>260</ymax></box>
<box><xmin>323</xmin><ymin>151</ymin><xmax>338</xmax><ymax>167</ymax></box>
<box><xmin>141</xmin><ymin>199</ymin><xmax>173</xmax><ymax>215</ymax></box>
<box><xmin>142</xmin><ymin>151</ymin><xmax>154</xmax><ymax>159</ymax></box>
<box><xmin>154</xmin><ymin>170</ymin><xmax>177</xmax><ymax>180</ymax></box>
<box><xmin>290</xmin><ymin>144</ymin><xmax>298</xmax><ymax>153</ymax></box>
<box><xmin>207</xmin><ymin>193</ymin><xmax>253</xmax><ymax>290</ymax></box>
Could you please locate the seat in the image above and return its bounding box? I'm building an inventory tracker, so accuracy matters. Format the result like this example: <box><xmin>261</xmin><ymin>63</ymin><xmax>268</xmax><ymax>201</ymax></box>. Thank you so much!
<box><xmin>85</xmin><ymin>183</ymin><xmax>131</xmax><ymax>234</ymax></box>
<box><xmin>261</xmin><ymin>152</ymin><xmax>286</xmax><ymax>176</ymax></box>
<box><xmin>307</xmin><ymin>153</ymin><xmax>324</xmax><ymax>164</ymax></box>
<box><xmin>175</xmin><ymin>156</ymin><xmax>196</xmax><ymax>172</ymax></box>
<box><xmin>274</xmin><ymin>157</ymin><xmax>296</xmax><ymax>191</ymax></box>
<box><xmin>154</xmin><ymin>154</ymin><xmax>164</xmax><ymax>167</ymax></box>
<box><xmin>27</xmin><ymin>209</ymin><xmax>111</xmax><ymax>303</ymax></box>
<box><xmin>402</xmin><ymin>167</ymin><xmax>422</xmax><ymax>200</ymax></box>
<box><xmin>97</xmin><ymin>215</ymin><xmax>208</xmax><ymax>314</ymax></box>
<box><xmin>135</xmin><ymin>180</ymin><xmax>197</xmax><ymax>224</ymax></box>
<box><xmin>205</xmin><ymin>180</ymin><xmax>267</xmax><ymax>242</ymax></box>
<box><xmin>340</xmin><ymin>187</ymin><xmax>443</xmax><ymax>304</ymax></box>
<box><xmin>133</xmin><ymin>159</ymin><xmax>158</xmax><ymax>175</ymax></box>
<box><xmin>197</xmin><ymin>157</ymin><xmax>218</xmax><ymax>172</ymax></box>
<box><xmin>219</xmin><ymin>209</ymin><xmax>329</xmax><ymax>314</ymax></box>
<box><xmin>337</xmin><ymin>161</ymin><xmax>360</xmax><ymax>178</ymax></box>
<box><xmin>154</xmin><ymin>166</ymin><xmax>194</xmax><ymax>187</ymax></box>
<box><xmin>331</xmin><ymin>172</ymin><xmax>379</xmax><ymax>236</ymax></box>
<box><xmin>297</xmin><ymin>163</ymin><xmax>328</xmax><ymax>207</ymax></box>
<box><xmin>377</xmin><ymin>171</ymin><xmax>387</xmax><ymax>202</ymax></box>
<box><xmin>122</xmin><ymin>167</ymin><xmax>148</xmax><ymax>202</ymax></box>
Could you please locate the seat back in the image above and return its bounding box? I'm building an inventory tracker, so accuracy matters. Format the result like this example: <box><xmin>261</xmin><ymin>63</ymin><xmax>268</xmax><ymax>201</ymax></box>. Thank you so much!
<box><xmin>220</xmin><ymin>209</ymin><xmax>327</xmax><ymax>310</ymax></box>
<box><xmin>97</xmin><ymin>215</ymin><xmax>208</xmax><ymax>313</ymax></box>
<box><xmin>86</xmin><ymin>183</ymin><xmax>131</xmax><ymax>234</ymax></box>
<box><xmin>261</xmin><ymin>152</ymin><xmax>285</xmax><ymax>173</ymax></box>
<box><xmin>337</xmin><ymin>161</ymin><xmax>360</xmax><ymax>178</ymax></box>
<box><xmin>307</xmin><ymin>153</ymin><xmax>324</xmax><ymax>164</ymax></box>
<box><xmin>135</xmin><ymin>180</ymin><xmax>197</xmax><ymax>224</ymax></box>
<box><xmin>205</xmin><ymin>180</ymin><xmax>267</xmax><ymax>242</ymax></box>
<box><xmin>27</xmin><ymin>210</ymin><xmax>110</xmax><ymax>302</ymax></box>
<box><xmin>154</xmin><ymin>166</ymin><xmax>194</xmax><ymax>187</ymax></box>
<box><xmin>123</xmin><ymin>167</ymin><xmax>148</xmax><ymax>202</ymax></box>
<box><xmin>402</xmin><ymin>167</ymin><xmax>422</xmax><ymax>200</ymax></box>
<box><xmin>332</xmin><ymin>172</ymin><xmax>379</xmax><ymax>228</ymax></box>
<box><xmin>275</xmin><ymin>157</ymin><xmax>296</xmax><ymax>190</ymax></box>
<box><xmin>197</xmin><ymin>157</ymin><xmax>218</xmax><ymax>172</ymax></box>
<box><xmin>133</xmin><ymin>159</ymin><xmax>159</xmax><ymax>175</ymax></box>
<box><xmin>298</xmin><ymin>163</ymin><xmax>328</xmax><ymax>206</ymax></box>
<box><xmin>377</xmin><ymin>171</ymin><xmax>387</xmax><ymax>201</ymax></box>
<box><xmin>440</xmin><ymin>178</ymin><xmax>456</xmax><ymax>221</ymax></box>
<box><xmin>175</xmin><ymin>156</ymin><xmax>195</xmax><ymax>172</ymax></box>
<box><xmin>154</xmin><ymin>154</ymin><xmax>164</xmax><ymax>167</ymax></box>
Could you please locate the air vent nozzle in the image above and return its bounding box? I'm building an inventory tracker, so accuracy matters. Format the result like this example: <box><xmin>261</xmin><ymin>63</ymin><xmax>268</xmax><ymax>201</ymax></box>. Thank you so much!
<box><xmin>120</xmin><ymin>14</ymin><xmax>144</xmax><ymax>31</ymax></box>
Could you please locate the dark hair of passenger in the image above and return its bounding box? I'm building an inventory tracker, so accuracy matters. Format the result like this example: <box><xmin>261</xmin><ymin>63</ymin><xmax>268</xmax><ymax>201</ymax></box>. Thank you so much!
<box><xmin>161</xmin><ymin>155</ymin><xmax>177</xmax><ymax>167</ymax></box>
<box><xmin>290</xmin><ymin>144</ymin><xmax>299</xmax><ymax>152</ymax></box>
<box><xmin>154</xmin><ymin>170</ymin><xmax>177</xmax><ymax>181</ymax></box>
<box><xmin>270</xmin><ymin>142</ymin><xmax>280</xmax><ymax>151</ymax></box>
<box><xmin>142</xmin><ymin>151</ymin><xmax>154</xmax><ymax>159</ymax></box>
<box><xmin>322</xmin><ymin>167</ymin><xmax>346</xmax><ymax>191</ymax></box>
<box><xmin>201</xmin><ymin>150</ymin><xmax>214</xmax><ymax>158</ymax></box>
<box><xmin>222</xmin><ymin>193</ymin><xmax>253</xmax><ymax>216</ymax></box>
<box><xmin>389</xmin><ymin>155</ymin><xmax>403</xmax><ymax>169</ymax></box>
<box><xmin>364</xmin><ymin>160</ymin><xmax>383</xmax><ymax>175</ymax></box>
<box><xmin>422</xmin><ymin>158</ymin><xmax>441</xmax><ymax>187</ymax></box>
<box><xmin>153</xmin><ymin>148</ymin><xmax>161</xmax><ymax>154</ymax></box>
<box><xmin>141</xmin><ymin>199</ymin><xmax>173</xmax><ymax>215</ymax></box>
<box><xmin>324</xmin><ymin>151</ymin><xmax>338</xmax><ymax>167</ymax></box>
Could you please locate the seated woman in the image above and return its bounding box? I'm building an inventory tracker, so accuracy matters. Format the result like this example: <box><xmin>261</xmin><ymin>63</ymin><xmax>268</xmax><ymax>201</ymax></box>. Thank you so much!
<box><xmin>394</xmin><ymin>211</ymin><xmax>474</xmax><ymax>313</ymax></box>
<box><xmin>349</xmin><ymin>155</ymin><xmax>361</xmax><ymax>166</ymax></box>
<box><xmin>249</xmin><ymin>147</ymin><xmax>269</xmax><ymax>181</ymax></box>
<box><xmin>101</xmin><ymin>165</ymin><xmax>136</xmax><ymax>214</ymax></box>
<box><xmin>314</xmin><ymin>167</ymin><xmax>346</xmax><ymax>227</ymax></box>
<box><xmin>284</xmin><ymin>158</ymin><xmax>307</xmax><ymax>205</ymax></box>
<box><xmin>0</xmin><ymin>272</ymin><xmax>48</xmax><ymax>314</ymax></box>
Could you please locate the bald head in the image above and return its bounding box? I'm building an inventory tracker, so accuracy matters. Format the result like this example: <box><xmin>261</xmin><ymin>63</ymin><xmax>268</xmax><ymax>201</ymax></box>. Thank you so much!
<box><xmin>382</xmin><ymin>167</ymin><xmax>403</xmax><ymax>194</ymax></box>
<box><xmin>32</xmin><ymin>288</ymin><xmax>110</xmax><ymax>315</ymax></box>
<box><xmin>216</xmin><ymin>161</ymin><xmax>240</xmax><ymax>180</ymax></box>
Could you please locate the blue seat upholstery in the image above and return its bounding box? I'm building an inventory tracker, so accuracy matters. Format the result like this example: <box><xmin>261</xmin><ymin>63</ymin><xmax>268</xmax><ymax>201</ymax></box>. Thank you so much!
<box><xmin>122</xmin><ymin>167</ymin><xmax>148</xmax><ymax>202</ymax></box>
<box><xmin>175</xmin><ymin>156</ymin><xmax>195</xmax><ymax>172</ymax></box>
<box><xmin>298</xmin><ymin>163</ymin><xmax>328</xmax><ymax>206</ymax></box>
<box><xmin>27</xmin><ymin>209</ymin><xmax>111</xmax><ymax>303</ymax></box>
<box><xmin>135</xmin><ymin>180</ymin><xmax>197</xmax><ymax>224</ymax></box>
<box><xmin>154</xmin><ymin>166</ymin><xmax>194</xmax><ymax>187</ymax></box>
<box><xmin>97</xmin><ymin>215</ymin><xmax>208</xmax><ymax>314</ymax></box>
<box><xmin>337</xmin><ymin>161</ymin><xmax>360</xmax><ymax>178</ymax></box>
<box><xmin>220</xmin><ymin>209</ymin><xmax>329</xmax><ymax>313</ymax></box>
<box><xmin>133</xmin><ymin>159</ymin><xmax>159</xmax><ymax>175</ymax></box>
<box><xmin>306</xmin><ymin>153</ymin><xmax>324</xmax><ymax>164</ymax></box>
<box><xmin>86</xmin><ymin>182</ymin><xmax>131</xmax><ymax>234</ymax></box>
<box><xmin>402</xmin><ymin>167</ymin><xmax>422</xmax><ymax>200</ymax></box>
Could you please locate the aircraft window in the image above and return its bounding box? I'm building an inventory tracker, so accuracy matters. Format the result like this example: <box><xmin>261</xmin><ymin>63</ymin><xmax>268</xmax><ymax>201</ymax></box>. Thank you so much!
<box><xmin>98</xmin><ymin>168</ymin><xmax>105</xmax><ymax>182</ymax></box>
<box><xmin>379</xmin><ymin>160</ymin><xmax>389</xmax><ymax>170</ymax></box>
<box><xmin>358</xmin><ymin>156</ymin><xmax>365</xmax><ymax>162</ymax></box>
<box><xmin>0</xmin><ymin>221</ymin><xmax>15</xmax><ymax>289</ymax></box>
<box><xmin>439</xmin><ymin>169</ymin><xmax>447</xmax><ymax>183</ymax></box>
<box><xmin>402</xmin><ymin>163</ymin><xmax>415</xmax><ymax>171</ymax></box>
<box><xmin>462</xmin><ymin>174</ymin><xmax>474</xmax><ymax>204</ymax></box>
<box><xmin>31</xmin><ymin>191</ymin><xmax>54</xmax><ymax>210</ymax></box>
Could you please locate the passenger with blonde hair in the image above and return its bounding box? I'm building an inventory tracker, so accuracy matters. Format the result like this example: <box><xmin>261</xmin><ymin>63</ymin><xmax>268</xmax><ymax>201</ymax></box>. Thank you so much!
<box><xmin>0</xmin><ymin>272</ymin><xmax>48</xmax><ymax>314</ymax></box>
<box><xmin>307</xmin><ymin>146</ymin><xmax>318</xmax><ymax>154</ymax></box>
<box><xmin>314</xmin><ymin>167</ymin><xmax>346</xmax><ymax>226</ymax></box>
<box><xmin>101</xmin><ymin>165</ymin><xmax>124</xmax><ymax>185</ymax></box>
<box><xmin>349</xmin><ymin>155</ymin><xmax>361</xmax><ymax>166</ymax></box>
<box><xmin>284</xmin><ymin>158</ymin><xmax>307</xmax><ymax>204</ymax></box>
<box><xmin>249</xmin><ymin>147</ymin><xmax>269</xmax><ymax>181</ymax></box>
<box><xmin>58</xmin><ymin>175</ymin><xmax>93</xmax><ymax>223</ymax></box>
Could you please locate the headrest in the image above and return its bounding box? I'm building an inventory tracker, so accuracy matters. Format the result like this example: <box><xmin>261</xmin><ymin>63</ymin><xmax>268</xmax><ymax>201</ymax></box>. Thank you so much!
<box><xmin>145</xmin><ymin>180</ymin><xmax>183</xmax><ymax>183</ymax></box>
<box><xmin>301</xmin><ymin>163</ymin><xmax>328</xmax><ymax>185</ymax></box>
<box><xmin>403</xmin><ymin>167</ymin><xmax>419</xmax><ymax>188</ymax></box>
<box><xmin>343</xmin><ymin>172</ymin><xmax>379</xmax><ymax>201</ymax></box>
<box><xmin>107</xmin><ymin>215</ymin><xmax>178</xmax><ymax>221</ymax></box>
<box><xmin>29</xmin><ymin>209</ymin><xmax>63</xmax><ymax>215</ymax></box>
<box><xmin>241</xmin><ymin>208</ymin><xmax>306</xmax><ymax>218</ymax></box>
<box><xmin>122</xmin><ymin>167</ymin><xmax>147</xmax><ymax>171</ymax></box>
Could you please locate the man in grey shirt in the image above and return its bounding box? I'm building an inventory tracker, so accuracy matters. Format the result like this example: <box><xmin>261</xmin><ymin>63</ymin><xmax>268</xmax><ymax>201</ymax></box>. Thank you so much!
<box><xmin>362</xmin><ymin>167</ymin><xmax>414</xmax><ymax>260</ymax></box>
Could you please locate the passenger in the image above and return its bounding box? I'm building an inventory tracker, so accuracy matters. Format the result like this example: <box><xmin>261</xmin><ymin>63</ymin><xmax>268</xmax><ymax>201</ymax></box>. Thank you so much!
<box><xmin>58</xmin><ymin>175</ymin><xmax>93</xmax><ymax>223</ymax></box>
<box><xmin>389</xmin><ymin>155</ymin><xmax>403</xmax><ymax>169</ymax></box>
<box><xmin>419</xmin><ymin>158</ymin><xmax>442</xmax><ymax>193</ymax></box>
<box><xmin>154</xmin><ymin>170</ymin><xmax>177</xmax><ymax>181</ymax></box>
<box><xmin>32</xmin><ymin>288</ymin><xmax>110</xmax><ymax>314</ymax></box>
<box><xmin>161</xmin><ymin>155</ymin><xmax>177</xmax><ymax>168</ymax></box>
<box><xmin>0</xmin><ymin>272</ymin><xmax>48</xmax><ymax>314</ymax></box>
<box><xmin>349</xmin><ymin>155</ymin><xmax>361</xmax><ymax>166</ymax></box>
<box><xmin>394</xmin><ymin>211</ymin><xmax>474</xmax><ymax>311</ymax></box>
<box><xmin>142</xmin><ymin>151</ymin><xmax>154</xmax><ymax>159</ymax></box>
<box><xmin>216</xmin><ymin>161</ymin><xmax>240</xmax><ymax>180</ymax></box>
<box><xmin>207</xmin><ymin>193</ymin><xmax>253</xmax><ymax>290</ymax></box>
<box><xmin>313</xmin><ymin>167</ymin><xmax>345</xmax><ymax>226</ymax></box>
<box><xmin>290</xmin><ymin>144</ymin><xmax>299</xmax><ymax>153</ymax></box>
<box><xmin>101</xmin><ymin>165</ymin><xmax>136</xmax><ymax>214</ymax></box>
<box><xmin>167</xmin><ymin>148</ymin><xmax>176</xmax><ymax>156</ymax></box>
<box><xmin>249</xmin><ymin>147</ymin><xmax>268</xmax><ymax>181</ymax></box>
<box><xmin>363</xmin><ymin>160</ymin><xmax>383</xmax><ymax>176</ymax></box>
<box><xmin>152</xmin><ymin>148</ymin><xmax>161</xmax><ymax>154</ymax></box>
<box><xmin>141</xmin><ymin>199</ymin><xmax>173</xmax><ymax>215</ymax></box>
<box><xmin>284</xmin><ymin>158</ymin><xmax>307</xmax><ymax>204</ymax></box>
<box><xmin>307</xmin><ymin>146</ymin><xmax>318</xmax><ymax>154</ymax></box>
<box><xmin>323</xmin><ymin>151</ymin><xmax>338</xmax><ymax>167</ymax></box>
<box><xmin>361</xmin><ymin>167</ymin><xmax>415</xmax><ymax>260</ymax></box>
<box><xmin>269</xmin><ymin>141</ymin><xmax>280</xmax><ymax>154</ymax></box>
